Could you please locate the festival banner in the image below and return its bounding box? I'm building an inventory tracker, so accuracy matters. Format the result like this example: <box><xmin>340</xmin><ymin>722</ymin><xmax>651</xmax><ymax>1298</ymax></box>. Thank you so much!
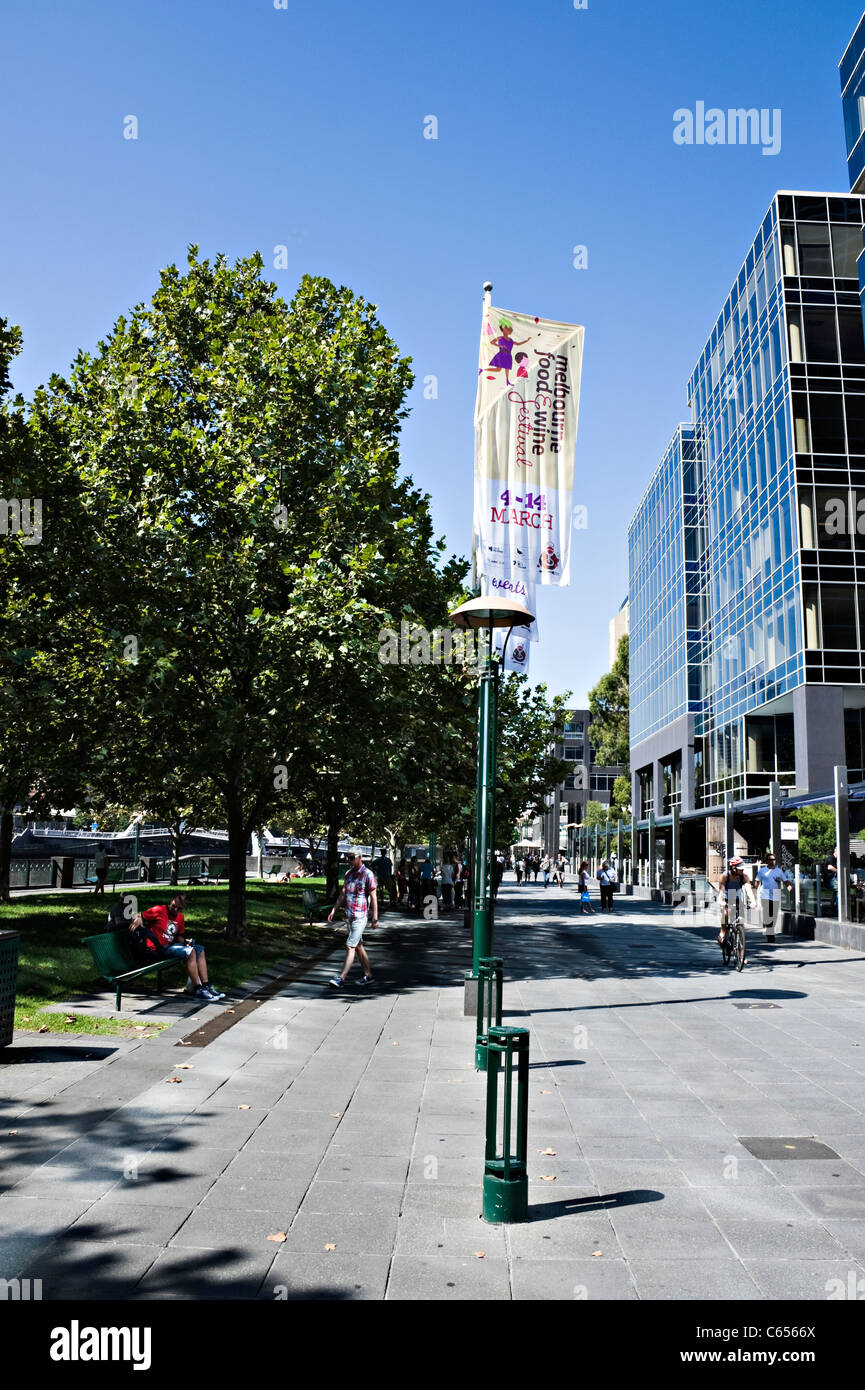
<box><xmin>493</xmin><ymin>625</ymin><xmax>531</xmax><ymax>674</ymax></box>
<box><xmin>473</xmin><ymin>304</ymin><xmax>584</xmax><ymax>589</ymax></box>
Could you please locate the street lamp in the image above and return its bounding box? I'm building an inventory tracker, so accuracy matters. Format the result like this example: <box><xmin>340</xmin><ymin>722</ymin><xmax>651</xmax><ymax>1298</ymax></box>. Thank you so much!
<box><xmin>450</xmin><ymin>594</ymin><xmax>535</xmax><ymax>998</ymax></box>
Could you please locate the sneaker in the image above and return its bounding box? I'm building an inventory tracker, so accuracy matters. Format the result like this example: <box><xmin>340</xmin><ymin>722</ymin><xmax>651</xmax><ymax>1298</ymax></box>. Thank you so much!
<box><xmin>358</xmin><ymin>975</ymin><xmax>374</xmax><ymax>987</ymax></box>
<box><xmin>195</xmin><ymin>986</ymin><xmax>213</xmax><ymax>1000</ymax></box>
<box><xmin>203</xmin><ymin>984</ymin><xmax>226</xmax><ymax>1000</ymax></box>
<box><xmin>328</xmin><ymin>976</ymin><xmax>344</xmax><ymax>989</ymax></box>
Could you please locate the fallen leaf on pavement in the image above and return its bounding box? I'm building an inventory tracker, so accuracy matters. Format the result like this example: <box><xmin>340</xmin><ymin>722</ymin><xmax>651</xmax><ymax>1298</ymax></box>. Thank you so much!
<box><xmin>7</xmin><ymin>1130</ymin><xmax>18</xmax><ymax>1136</ymax></box>
<box><xmin>392</xmin><ymin>1041</ymin><xmax>399</xmax><ymax>1046</ymax></box>
<box><xmin>538</xmin><ymin>1147</ymin><xmax>557</xmax><ymax>1156</ymax></box>
<box><xmin>226</xmin><ymin>1009</ymin><xmax>236</xmax><ymax>1014</ymax></box>
<box><xmin>474</xmin><ymin>1251</ymin><xmax>485</xmax><ymax>1259</ymax></box>
<box><xmin>267</xmin><ymin>1232</ymin><xmax>286</xmax><ymax>1243</ymax></box>
<box><xmin>238</xmin><ymin>1104</ymin><xmax>251</xmax><ymax>1110</ymax></box>
<box><xmin>64</xmin><ymin>1016</ymin><xmax>76</xmax><ymax>1024</ymax></box>
<box><xmin>539</xmin><ymin>1175</ymin><xmax>557</xmax><ymax>1182</ymax></box>
<box><xmin>38</xmin><ymin>1025</ymin><xmax>49</xmax><ymax>1033</ymax></box>
<box><xmin>134</xmin><ymin>1025</ymin><xmax>147</xmax><ymax>1031</ymax></box>
<box><xmin>324</xmin><ymin>1243</ymin><xmax>336</xmax><ymax>1251</ymax></box>
<box><xmin>165</xmin><ymin>1077</ymin><xmax>182</xmax><ymax>1084</ymax></box>
<box><xmin>330</xmin><ymin>1113</ymin><xmax>340</xmax><ymax>1118</ymax></box>
<box><xmin>540</xmin><ymin>1090</ymin><xmax>551</xmax><ymax>1095</ymax></box>
<box><xmin>592</xmin><ymin>1251</ymin><xmax>602</xmax><ymax>1258</ymax></box>
<box><xmin>173</xmin><ymin>1063</ymin><xmax>193</xmax><ymax>1069</ymax></box>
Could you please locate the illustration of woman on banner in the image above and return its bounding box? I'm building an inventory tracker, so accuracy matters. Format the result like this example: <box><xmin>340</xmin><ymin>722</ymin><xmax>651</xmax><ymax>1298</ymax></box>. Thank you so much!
<box><xmin>484</xmin><ymin>319</ymin><xmax>529</xmax><ymax>385</ymax></box>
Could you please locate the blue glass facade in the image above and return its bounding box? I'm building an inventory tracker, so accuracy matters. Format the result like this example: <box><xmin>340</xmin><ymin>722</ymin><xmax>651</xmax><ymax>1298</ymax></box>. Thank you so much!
<box><xmin>841</xmin><ymin>12</ymin><xmax>865</xmax><ymax>195</ymax></box>
<box><xmin>629</xmin><ymin>191</ymin><xmax>865</xmax><ymax>811</ymax></box>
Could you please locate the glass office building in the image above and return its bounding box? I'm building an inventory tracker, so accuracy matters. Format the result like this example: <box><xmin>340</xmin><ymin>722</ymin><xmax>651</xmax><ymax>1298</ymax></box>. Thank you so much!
<box><xmin>842</xmin><ymin>12</ymin><xmax>865</xmax><ymax>195</ymax></box>
<box><xmin>629</xmin><ymin>190</ymin><xmax>865</xmax><ymax>815</ymax></box>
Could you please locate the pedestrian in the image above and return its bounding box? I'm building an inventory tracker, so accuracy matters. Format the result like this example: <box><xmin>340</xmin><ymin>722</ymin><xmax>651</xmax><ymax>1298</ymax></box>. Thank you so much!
<box><xmin>541</xmin><ymin>853</ymin><xmax>551</xmax><ymax>888</ymax></box>
<box><xmin>532</xmin><ymin>855</ymin><xmax>539</xmax><ymax>884</ymax></box>
<box><xmin>454</xmin><ymin>858</ymin><xmax>465</xmax><ymax>910</ymax></box>
<box><xmin>396</xmin><ymin>859</ymin><xmax>408</xmax><ymax>905</ymax></box>
<box><xmin>327</xmin><ymin>848</ymin><xmax>378</xmax><ymax>988</ymax></box>
<box><xmin>578</xmin><ymin>860</ymin><xmax>594</xmax><ymax>914</ymax></box>
<box><xmin>441</xmin><ymin>854</ymin><xmax>455</xmax><ymax>911</ymax></box>
<box><xmin>755</xmin><ymin>852</ymin><xmax>790</xmax><ymax>940</ymax></box>
<box><xmin>492</xmin><ymin>853</ymin><xmax>504</xmax><ymax>901</ymax></box>
<box><xmin>556</xmin><ymin>853</ymin><xmax>567</xmax><ymax>886</ymax></box>
<box><xmin>92</xmin><ymin>842</ymin><xmax>109</xmax><ymax>895</ymax></box>
<box><xmin>599</xmin><ymin>860</ymin><xmax>616</xmax><ymax>912</ymax></box>
<box><xmin>131</xmin><ymin>892</ymin><xmax>225</xmax><ymax>1001</ymax></box>
<box><xmin>515</xmin><ymin>856</ymin><xmax>523</xmax><ymax>886</ymax></box>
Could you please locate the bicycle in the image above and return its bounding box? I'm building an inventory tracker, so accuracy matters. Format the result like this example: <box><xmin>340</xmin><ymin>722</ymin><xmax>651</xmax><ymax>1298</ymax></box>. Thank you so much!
<box><xmin>720</xmin><ymin>895</ymin><xmax>747</xmax><ymax>972</ymax></box>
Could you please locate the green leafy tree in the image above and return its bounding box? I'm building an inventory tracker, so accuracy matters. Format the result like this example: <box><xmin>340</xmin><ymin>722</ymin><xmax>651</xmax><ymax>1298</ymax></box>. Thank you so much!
<box><xmin>611</xmin><ymin>774</ymin><xmax>632</xmax><ymax>818</ymax></box>
<box><xmin>32</xmin><ymin>252</ymin><xmax>469</xmax><ymax>931</ymax></box>
<box><xmin>793</xmin><ymin>805</ymin><xmax>837</xmax><ymax>867</ymax></box>
<box><xmin>588</xmin><ymin>634</ymin><xmax>630</xmax><ymax>770</ymax></box>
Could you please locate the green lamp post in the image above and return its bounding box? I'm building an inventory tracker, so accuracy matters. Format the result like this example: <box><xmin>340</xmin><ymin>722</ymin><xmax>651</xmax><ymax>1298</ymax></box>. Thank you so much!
<box><xmin>450</xmin><ymin>594</ymin><xmax>535</xmax><ymax>1005</ymax></box>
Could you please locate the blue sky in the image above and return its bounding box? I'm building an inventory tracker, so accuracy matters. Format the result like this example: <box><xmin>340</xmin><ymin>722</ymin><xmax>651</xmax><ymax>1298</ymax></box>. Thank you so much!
<box><xmin>1</xmin><ymin>0</ymin><xmax>863</xmax><ymax>702</ymax></box>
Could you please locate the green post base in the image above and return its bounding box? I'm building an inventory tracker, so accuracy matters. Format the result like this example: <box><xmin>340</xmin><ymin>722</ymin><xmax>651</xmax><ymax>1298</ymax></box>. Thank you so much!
<box><xmin>475</xmin><ymin>1040</ymin><xmax>488</xmax><ymax>1071</ymax></box>
<box><xmin>482</xmin><ymin>1171</ymin><xmax>528</xmax><ymax>1224</ymax></box>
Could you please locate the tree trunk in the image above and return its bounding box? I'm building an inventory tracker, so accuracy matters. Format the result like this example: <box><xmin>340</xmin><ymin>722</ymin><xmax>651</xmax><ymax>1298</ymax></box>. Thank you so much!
<box><xmin>325</xmin><ymin>803</ymin><xmax>341</xmax><ymax>902</ymax></box>
<box><xmin>226</xmin><ymin>793</ymin><xmax>248</xmax><ymax>938</ymax></box>
<box><xmin>0</xmin><ymin>808</ymin><xmax>12</xmax><ymax>904</ymax></box>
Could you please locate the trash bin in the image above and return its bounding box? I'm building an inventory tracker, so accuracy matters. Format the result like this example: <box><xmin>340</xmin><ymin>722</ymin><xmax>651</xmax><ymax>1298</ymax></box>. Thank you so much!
<box><xmin>0</xmin><ymin>930</ymin><xmax>20</xmax><ymax>1046</ymax></box>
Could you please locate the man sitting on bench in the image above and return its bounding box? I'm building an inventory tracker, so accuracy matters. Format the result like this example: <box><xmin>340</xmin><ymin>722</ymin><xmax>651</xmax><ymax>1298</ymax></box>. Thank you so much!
<box><xmin>131</xmin><ymin>893</ymin><xmax>225</xmax><ymax>1002</ymax></box>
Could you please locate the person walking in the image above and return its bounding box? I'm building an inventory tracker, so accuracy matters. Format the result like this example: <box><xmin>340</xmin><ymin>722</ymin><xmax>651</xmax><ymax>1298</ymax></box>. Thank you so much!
<box><xmin>754</xmin><ymin>852</ymin><xmax>790</xmax><ymax>941</ymax></box>
<box><xmin>454</xmin><ymin>858</ymin><xmax>465</xmax><ymax>910</ymax></box>
<box><xmin>578</xmin><ymin>860</ymin><xmax>595</xmax><ymax>914</ymax></box>
<box><xmin>491</xmin><ymin>853</ymin><xmax>504</xmax><ymax>901</ymax></box>
<box><xmin>532</xmin><ymin>855</ymin><xmax>540</xmax><ymax>884</ymax></box>
<box><xmin>441</xmin><ymin>855</ymin><xmax>455</xmax><ymax>912</ymax></box>
<box><xmin>92</xmin><ymin>842</ymin><xmax>109</xmax><ymax>895</ymax></box>
<box><xmin>541</xmin><ymin>853</ymin><xmax>552</xmax><ymax>888</ymax></box>
<box><xmin>555</xmin><ymin>853</ymin><xmax>567</xmax><ymax>887</ymax></box>
<box><xmin>599</xmin><ymin>860</ymin><xmax>616</xmax><ymax>912</ymax></box>
<box><xmin>327</xmin><ymin>848</ymin><xmax>378</xmax><ymax>988</ymax></box>
<box><xmin>515</xmin><ymin>856</ymin><xmax>523</xmax><ymax>886</ymax></box>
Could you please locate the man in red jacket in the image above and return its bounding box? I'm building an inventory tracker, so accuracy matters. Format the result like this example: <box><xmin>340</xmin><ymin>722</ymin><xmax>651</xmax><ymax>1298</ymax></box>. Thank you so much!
<box><xmin>132</xmin><ymin>893</ymin><xmax>225</xmax><ymax>1002</ymax></box>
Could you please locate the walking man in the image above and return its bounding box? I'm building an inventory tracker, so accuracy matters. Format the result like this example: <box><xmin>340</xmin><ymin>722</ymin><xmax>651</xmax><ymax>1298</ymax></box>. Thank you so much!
<box><xmin>93</xmin><ymin>842</ymin><xmax>109</xmax><ymax>895</ymax></box>
<box><xmin>755</xmin><ymin>852</ymin><xmax>789</xmax><ymax>941</ymax></box>
<box><xmin>328</xmin><ymin>848</ymin><xmax>378</xmax><ymax>988</ymax></box>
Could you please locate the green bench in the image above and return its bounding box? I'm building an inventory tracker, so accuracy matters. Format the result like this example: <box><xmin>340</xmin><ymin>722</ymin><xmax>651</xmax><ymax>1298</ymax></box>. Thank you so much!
<box><xmin>301</xmin><ymin>888</ymin><xmax>330</xmax><ymax>925</ymax></box>
<box><xmin>82</xmin><ymin>931</ymin><xmax>185</xmax><ymax>1012</ymax></box>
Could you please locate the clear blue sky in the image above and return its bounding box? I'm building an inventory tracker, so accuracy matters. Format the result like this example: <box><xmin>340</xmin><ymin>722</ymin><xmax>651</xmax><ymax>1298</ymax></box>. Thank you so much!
<box><xmin>1</xmin><ymin>0</ymin><xmax>862</xmax><ymax>702</ymax></box>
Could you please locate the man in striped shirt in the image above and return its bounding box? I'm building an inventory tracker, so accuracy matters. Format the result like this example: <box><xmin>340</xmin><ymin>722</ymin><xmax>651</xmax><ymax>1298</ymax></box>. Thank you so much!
<box><xmin>327</xmin><ymin>849</ymin><xmax>378</xmax><ymax>988</ymax></box>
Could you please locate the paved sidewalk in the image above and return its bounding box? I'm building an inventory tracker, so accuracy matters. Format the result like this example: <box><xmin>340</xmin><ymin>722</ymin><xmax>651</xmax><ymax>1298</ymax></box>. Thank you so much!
<box><xmin>2</xmin><ymin>884</ymin><xmax>865</xmax><ymax>1300</ymax></box>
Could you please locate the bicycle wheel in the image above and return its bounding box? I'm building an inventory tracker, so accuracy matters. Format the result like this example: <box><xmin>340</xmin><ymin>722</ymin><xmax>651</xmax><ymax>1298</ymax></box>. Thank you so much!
<box><xmin>721</xmin><ymin>930</ymin><xmax>733</xmax><ymax>967</ymax></box>
<box><xmin>735</xmin><ymin>919</ymin><xmax>746</xmax><ymax>971</ymax></box>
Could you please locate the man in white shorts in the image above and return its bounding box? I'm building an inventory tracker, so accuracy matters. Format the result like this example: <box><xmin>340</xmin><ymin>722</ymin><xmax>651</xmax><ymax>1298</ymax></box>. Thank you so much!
<box><xmin>327</xmin><ymin>849</ymin><xmax>378</xmax><ymax>988</ymax></box>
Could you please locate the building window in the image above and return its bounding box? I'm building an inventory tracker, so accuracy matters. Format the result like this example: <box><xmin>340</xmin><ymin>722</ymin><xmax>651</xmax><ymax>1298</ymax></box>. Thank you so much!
<box><xmin>661</xmin><ymin>756</ymin><xmax>682</xmax><ymax>814</ymax></box>
<box><xmin>638</xmin><ymin>767</ymin><xmax>654</xmax><ymax>817</ymax></box>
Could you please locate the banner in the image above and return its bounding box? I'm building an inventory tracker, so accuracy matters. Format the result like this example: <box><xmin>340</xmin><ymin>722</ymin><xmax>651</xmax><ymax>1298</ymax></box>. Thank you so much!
<box><xmin>493</xmin><ymin>625</ymin><xmax>531</xmax><ymax>673</ymax></box>
<box><xmin>474</xmin><ymin>304</ymin><xmax>584</xmax><ymax>589</ymax></box>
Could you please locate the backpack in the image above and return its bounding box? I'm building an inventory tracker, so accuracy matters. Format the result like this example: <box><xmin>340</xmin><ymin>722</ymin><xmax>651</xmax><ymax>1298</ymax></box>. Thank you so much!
<box><xmin>129</xmin><ymin>920</ymin><xmax>164</xmax><ymax>964</ymax></box>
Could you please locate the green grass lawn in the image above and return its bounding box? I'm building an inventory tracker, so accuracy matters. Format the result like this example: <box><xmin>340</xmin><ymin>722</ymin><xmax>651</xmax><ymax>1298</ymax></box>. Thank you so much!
<box><xmin>2</xmin><ymin>878</ymin><xmax>329</xmax><ymax>1036</ymax></box>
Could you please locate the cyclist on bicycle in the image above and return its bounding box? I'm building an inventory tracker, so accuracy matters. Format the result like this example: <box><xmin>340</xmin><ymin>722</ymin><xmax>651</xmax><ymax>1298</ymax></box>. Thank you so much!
<box><xmin>717</xmin><ymin>856</ymin><xmax>751</xmax><ymax>946</ymax></box>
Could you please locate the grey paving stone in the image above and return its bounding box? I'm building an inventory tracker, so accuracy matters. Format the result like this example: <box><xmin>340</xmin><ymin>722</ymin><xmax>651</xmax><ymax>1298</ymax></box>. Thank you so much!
<box><xmin>509</xmin><ymin>1257</ymin><xmax>638</xmax><ymax>1300</ymax></box>
<box><xmin>66</xmin><ymin>1201</ymin><xmax>192</xmax><ymax>1246</ymax></box>
<box><xmin>143</xmin><ymin>1144</ymin><xmax>238</xmax><ymax>1177</ymax></box>
<box><xmin>5</xmin><ymin>1166</ymin><xmax>120</xmax><ymax>1202</ymax></box>
<box><xmin>696</xmin><ymin>1185</ymin><xmax>813</xmax><ymax>1222</ymax></box>
<box><xmin>611</xmin><ymin>1217</ymin><xmax>738</xmax><ymax>1261</ymax></box>
<box><xmin>627</xmin><ymin>1257</ymin><xmax>763</xmax><ymax>1300</ymax></box>
<box><xmin>715</xmin><ymin>1218</ymin><xmax>851</xmax><ymax>1261</ymax></box>
<box><xmin>301</xmin><ymin>1181</ymin><xmax>404</xmax><ymax>1215</ymax></box>
<box><xmin>582</xmin><ymin>1162</ymin><xmax>689</xmax><ymax>1192</ymax></box>
<box><xmin>393</xmin><ymin>1212</ymin><xmax>506</xmax><ymax>1257</ymax></box>
<box><xmin>506</xmin><ymin>1210</ymin><xmax>620</xmax><ymax>1261</ymax></box>
<box><xmin>675</xmin><ymin>1158</ymin><xmax>779</xmax><ymax>1187</ymax></box>
<box><xmin>820</xmin><ymin>1219</ymin><xmax>865</xmax><ymax>1262</ymax></box>
<box><xmin>169</xmin><ymin>1205</ymin><xmax>301</xmax><ymax>1249</ymax></box>
<box><xmin>385</xmin><ymin>1254</ymin><xmax>510</xmax><ymax>1300</ymax></box>
<box><xmin>198</xmin><ymin>1178</ymin><xmax>310</xmax><ymax>1212</ymax></box>
<box><xmin>283</xmin><ymin>1210</ymin><xmax>398</xmax><ymax>1255</ymax></box>
<box><xmin>758</xmin><ymin>1159</ymin><xmax>865</xmax><ymax>1186</ymax></box>
<box><xmin>223</xmin><ymin>1151</ymin><xmax>320</xmax><ymax>1184</ymax></box>
<box><xmin>793</xmin><ymin>1186</ymin><xmax>865</xmax><ymax>1219</ymax></box>
<box><xmin>744</xmin><ymin>1258</ymin><xmax>865</xmax><ymax>1301</ymax></box>
<box><xmin>19</xmin><ymin>1241</ymin><xmax>163</xmax><ymax>1300</ymax></box>
<box><xmin>261</xmin><ymin>1251</ymin><xmax>391</xmax><ymax>1300</ymax></box>
<box><xmin>0</xmin><ymin>1194</ymin><xmax>97</xmax><ymax>1234</ymax></box>
<box><xmin>316</xmin><ymin>1154</ymin><xmax>409</xmax><ymax>1184</ymax></box>
<box><xmin>133</xmin><ymin>1245</ymin><xmax>277</xmax><ymax>1299</ymax></box>
<box><xmin>101</xmin><ymin>1174</ymin><xmax>217</xmax><ymax>1207</ymax></box>
<box><xmin>399</xmin><ymin>1185</ymin><xmax>484</xmax><ymax>1218</ymax></box>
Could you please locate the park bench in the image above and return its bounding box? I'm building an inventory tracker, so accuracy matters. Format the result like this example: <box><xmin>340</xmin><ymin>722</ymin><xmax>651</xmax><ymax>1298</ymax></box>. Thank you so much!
<box><xmin>82</xmin><ymin>931</ymin><xmax>185</xmax><ymax>1012</ymax></box>
<box><xmin>301</xmin><ymin>887</ymin><xmax>329</xmax><ymax>925</ymax></box>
